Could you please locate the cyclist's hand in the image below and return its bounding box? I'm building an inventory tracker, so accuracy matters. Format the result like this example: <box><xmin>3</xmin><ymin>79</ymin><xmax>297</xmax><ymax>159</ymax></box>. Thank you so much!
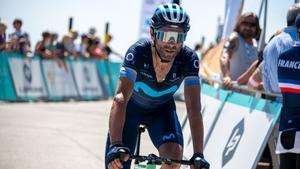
<box><xmin>189</xmin><ymin>153</ymin><xmax>210</xmax><ymax>169</ymax></box>
<box><xmin>106</xmin><ymin>144</ymin><xmax>130</xmax><ymax>169</ymax></box>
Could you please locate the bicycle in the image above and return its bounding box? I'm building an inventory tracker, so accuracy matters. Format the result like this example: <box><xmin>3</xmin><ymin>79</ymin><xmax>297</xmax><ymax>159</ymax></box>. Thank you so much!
<box><xmin>119</xmin><ymin>125</ymin><xmax>207</xmax><ymax>169</ymax></box>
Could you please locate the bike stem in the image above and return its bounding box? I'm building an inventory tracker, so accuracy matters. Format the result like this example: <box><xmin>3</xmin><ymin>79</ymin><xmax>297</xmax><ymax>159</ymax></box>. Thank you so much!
<box><xmin>134</xmin><ymin>125</ymin><xmax>146</xmax><ymax>164</ymax></box>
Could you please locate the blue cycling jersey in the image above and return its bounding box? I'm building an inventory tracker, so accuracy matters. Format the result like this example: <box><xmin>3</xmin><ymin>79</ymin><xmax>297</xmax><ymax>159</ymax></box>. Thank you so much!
<box><xmin>278</xmin><ymin>42</ymin><xmax>300</xmax><ymax>130</ymax></box>
<box><xmin>120</xmin><ymin>39</ymin><xmax>200</xmax><ymax>108</ymax></box>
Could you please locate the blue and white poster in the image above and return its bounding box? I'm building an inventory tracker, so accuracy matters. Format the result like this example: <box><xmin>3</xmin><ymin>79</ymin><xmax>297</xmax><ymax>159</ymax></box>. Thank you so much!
<box><xmin>8</xmin><ymin>57</ymin><xmax>47</xmax><ymax>99</ymax></box>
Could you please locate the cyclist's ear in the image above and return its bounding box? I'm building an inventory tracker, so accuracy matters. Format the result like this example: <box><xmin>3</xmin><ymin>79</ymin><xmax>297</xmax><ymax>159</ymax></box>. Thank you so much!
<box><xmin>150</xmin><ymin>27</ymin><xmax>155</xmax><ymax>41</ymax></box>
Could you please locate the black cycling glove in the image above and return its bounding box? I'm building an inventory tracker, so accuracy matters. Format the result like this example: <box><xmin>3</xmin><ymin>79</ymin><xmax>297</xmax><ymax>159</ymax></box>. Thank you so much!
<box><xmin>106</xmin><ymin>144</ymin><xmax>130</xmax><ymax>164</ymax></box>
<box><xmin>189</xmin><ymin>153</ymin><xmax>210</xmax><ymax>169</ymax></box>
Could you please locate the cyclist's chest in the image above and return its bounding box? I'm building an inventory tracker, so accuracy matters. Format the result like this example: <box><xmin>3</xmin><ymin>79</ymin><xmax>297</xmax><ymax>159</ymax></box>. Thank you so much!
<box><xmin>136</xmin><ymin>61</ymin><xmax>184</xmax><ymax>87</ymax></box>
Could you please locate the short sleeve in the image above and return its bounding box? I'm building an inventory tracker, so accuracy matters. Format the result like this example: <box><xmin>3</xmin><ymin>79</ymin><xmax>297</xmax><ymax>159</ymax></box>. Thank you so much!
<box><xmin>122</xmin><ymin>44</ymin><xmax>140</xmax><ymax>71</ymax></box>
<box><xmin>183</xmin><ymin>52</ymin><xmax>200</xmax><ymax>77</ymax></box>
<box><xmin>119</xmin><ymin>43</ymin><xmax>140</xmax><ymax>82</ymax></box>
<box><xmin>183</xmin><ymin>52</ymin><xmax>201</xmax><ymax>87</ymax></box>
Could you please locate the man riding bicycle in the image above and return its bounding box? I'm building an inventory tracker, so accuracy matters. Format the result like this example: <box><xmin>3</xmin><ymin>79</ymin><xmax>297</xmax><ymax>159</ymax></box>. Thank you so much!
<box><xmin>105</xmin><ymin>3</ymin><xmax>210</xmax><ymax>169</ymax></box>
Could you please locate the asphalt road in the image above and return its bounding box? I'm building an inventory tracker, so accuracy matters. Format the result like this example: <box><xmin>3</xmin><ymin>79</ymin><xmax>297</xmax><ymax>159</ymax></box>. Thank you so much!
<box><xmin>0</xmin><ymin>100</ymin><xmax>187</xmax><ymax>169</ymax></box>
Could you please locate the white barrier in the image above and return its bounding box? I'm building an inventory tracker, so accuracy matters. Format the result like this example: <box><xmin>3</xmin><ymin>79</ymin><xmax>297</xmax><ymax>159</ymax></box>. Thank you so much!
<box><xmin>8</xmin><ymin>57</ymin><xmax>47</xmax><ymax>99</ymax></box>
<box><xmin>42</xmin><ymin>60</ymin><xmax>78</xmax><ymax>99</ymax></box>
<box><xmin>72</xmin><ymin>61</ymin><xmax>105</xmax><ymax>99</ymax></box>
<box><xmin>182</xmin><ymin>84</ymin><xmax>281</xmax><ymax>168</ymax></box>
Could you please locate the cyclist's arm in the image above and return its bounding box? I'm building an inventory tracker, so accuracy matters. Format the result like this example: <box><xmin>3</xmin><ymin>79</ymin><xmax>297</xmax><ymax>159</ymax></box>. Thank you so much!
<box><xmin>109</xmin><ymin>76</ymin><xmax>134</xmax><ymax>145</ymax></box>
<box><xmin>184</xmin><ymin>84</ymin><xmax>204</xmax><ymax>153</ymax></box>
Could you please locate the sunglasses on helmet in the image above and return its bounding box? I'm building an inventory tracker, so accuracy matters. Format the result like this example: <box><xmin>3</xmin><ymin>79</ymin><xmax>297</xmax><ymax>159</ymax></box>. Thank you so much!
<box><xmin>155</xmin><ymin>30</ymin><xmax>187</xmax><ymax>43</ymax></box>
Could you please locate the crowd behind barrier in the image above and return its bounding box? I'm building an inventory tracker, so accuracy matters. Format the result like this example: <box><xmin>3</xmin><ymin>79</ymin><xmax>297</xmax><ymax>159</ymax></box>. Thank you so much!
<box><xmin>0</xmin><ymin>52</ymin><xmax>121</xmax><ymax>101</ymax></box>
<box><xmin>0</xmin><ymin>18</ymin><xmax>123</xmax><ymax>65</ymax></box>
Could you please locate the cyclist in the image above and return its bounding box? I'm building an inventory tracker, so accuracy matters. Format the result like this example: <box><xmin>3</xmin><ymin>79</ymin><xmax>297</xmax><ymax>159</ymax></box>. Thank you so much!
<box><xmin>105</xmin><ymin>3</ymin><xmax>209</xmax><ymax>169</ymax></box>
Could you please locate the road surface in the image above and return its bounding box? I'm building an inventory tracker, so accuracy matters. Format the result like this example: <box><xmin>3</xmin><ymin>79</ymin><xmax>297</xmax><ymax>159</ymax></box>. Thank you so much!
<box><xmin>0</xmin><ymin>100</ymin><xmax>187</xmax><ymax>169</ymax></box>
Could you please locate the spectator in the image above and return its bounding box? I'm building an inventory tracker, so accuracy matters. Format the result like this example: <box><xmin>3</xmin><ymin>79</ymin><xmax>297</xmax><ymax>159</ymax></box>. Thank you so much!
<box><xmin>275</xmin><ymin>13</ymin><xmax>300</xmax><ymax>169</ymax></box>
<box><xmin>236</xmin><ymin>30</ymin><xmax>283</xmax><ymax>90</ymax></box>
<box><xmin>19</xmin><ymin>36</ymin><xmax>31</xmax><ymax>55</ymax></box>
<box><xmin>34</xmin><ymin>31</ymin><xmax>53</xmax><ymax>58</ymax></box>
<box><xmin>102</xmin><ymin>34</ymin><xmax>123</xmax><ymax>60</ymax></box>
<box><xmin>48</xmin><ymin>32</ymin><xmax>60</xmax><ymax>56</ymax></box>
<box><xmin>88</xmin><ymin>27</ymin><xmax>97</xmax><ymax>39</ymax></box>
<box><xmin>0</xmin><ymin>21</ymin><xmax>7</xmax><ymax>51</ymax></box>
<box><xmin>50</xmin><ymin>33</ymin><xmax>59</xmax><ymax>47</ymax></box>
<box><xmin>64</xmin><ymin>31</ymin><xmax>77</xmax><ymax>57</ymax></box>
<box><xmin>77</xmin><ymin>34</ymin><xmax>91</xmax><ymax>58</ymax></box>
<box><xmin>263</xmin><ymin>3</ymin><xmax>300</xmax><ymax>94</ymax></box>
<box><xmin>220</xmin><ymin>12</ymin><xmax>261</xmax><ymax>88</ymax></box>
<box><xmin>5</xmin><ymin>34</ymin><xmax>20</xmax><ymax>53</ymax></box>
<box><xmin>88</xmin><ymin>37</ymin><xmax>107</xmax><ymax>60</ymax></box>
<box><xmin>9</xmin><ymin>18</ymin><xmax>31</xmax><ymax>48</ymax></box>
<box><xmin>57</xmin><ymin>33</ymin><xmax>74</xmax><ymax>58</ymax></box>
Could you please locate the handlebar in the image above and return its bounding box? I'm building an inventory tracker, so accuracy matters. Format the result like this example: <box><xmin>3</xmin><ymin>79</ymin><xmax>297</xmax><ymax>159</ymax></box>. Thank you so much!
<box><xmin>129</xmin><ymin>153</ymin><xmax>191</xmax><ymax>165</ymax></box>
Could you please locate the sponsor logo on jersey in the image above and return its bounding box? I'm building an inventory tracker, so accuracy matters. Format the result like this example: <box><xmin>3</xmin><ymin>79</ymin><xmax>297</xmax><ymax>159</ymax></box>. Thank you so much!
<box><xmin>140</xmin><ymin>71</ymin><xmax>153</xmax><ymax>79</ymax></box>
<box><xmin>126</xmin><ymin>53</ymin><xmax>134</xmax><ymax>61</ymax></box>
<box><xmin>134</xmin><ymin>82</ymin><xmax>177</xmax><ymax>97</ymax></box>
<box><xmin>162</xmin><ymin>133</ymin><xmax>175</xmax><ymax>141</ymax></box>
<box><xmin>193</xmin><ymin>60</ymin><xmax>199</xmax><ymax>69</ymax></box>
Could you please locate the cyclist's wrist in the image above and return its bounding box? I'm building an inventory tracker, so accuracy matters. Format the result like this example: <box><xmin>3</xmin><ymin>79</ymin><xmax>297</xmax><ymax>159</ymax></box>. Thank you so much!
<box><xmin>110</xmin><ymin>141</ymin><xmax>123</xmax><ymax>148</ymax></box>
<box><xmin>191</xmin><ymin>152</ymin><xmax>204</xmax><ymax>160</ymax></box>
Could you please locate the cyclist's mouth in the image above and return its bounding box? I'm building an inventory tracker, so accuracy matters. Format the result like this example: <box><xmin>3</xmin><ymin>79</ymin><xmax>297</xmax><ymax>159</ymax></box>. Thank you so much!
<box><xmin>164</xmin><ymin>49</ymin><xmax>176</xmax><ymax>54</ymax></box>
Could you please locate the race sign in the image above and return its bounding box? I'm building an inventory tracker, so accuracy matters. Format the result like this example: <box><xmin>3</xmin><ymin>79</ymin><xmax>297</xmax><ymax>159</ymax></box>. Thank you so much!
<box><xmin>72</xmin><ymin>61</ymin><xmax>105</xmax><ymax>99</ymax></box>
<box><xmin>41</xmin><ymin>60</ymin><xmax>78</xmax><ymax>99</ymax></box>
<box><xmin>8</xmin><ymin>57</ymin><xmax>47</xmax><ymax>99</ymax></box>
<box><xmin>204</xmin><ymin>93</ymin><xmax>281</xmax><ymax>169</ymax></box>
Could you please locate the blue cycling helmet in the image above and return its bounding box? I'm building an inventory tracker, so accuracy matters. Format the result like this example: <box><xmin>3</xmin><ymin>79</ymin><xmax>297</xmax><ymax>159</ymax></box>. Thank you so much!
<box><xmin>151</xmin><ymin>3</ymin><xmax>190</xmax><ymax>32</ymax></box>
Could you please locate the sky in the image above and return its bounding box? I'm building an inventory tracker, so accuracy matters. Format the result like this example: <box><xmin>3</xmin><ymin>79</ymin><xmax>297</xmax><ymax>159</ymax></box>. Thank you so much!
<box><xmin>0</xmin><ymin>0</ymin><xmax>296</xmax><ymax>62</ymax></box>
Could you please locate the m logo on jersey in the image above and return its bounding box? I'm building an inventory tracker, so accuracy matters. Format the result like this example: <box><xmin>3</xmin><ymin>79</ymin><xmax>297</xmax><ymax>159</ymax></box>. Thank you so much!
<box><xmin>162</xmin><ymin>133</ymin><xmax>175</xmax><ymax>141</ymax></box>
<box><xmin>222</xmin><ymin>118</ymin><xmax>244</xmax><ymax>167</ymax></box>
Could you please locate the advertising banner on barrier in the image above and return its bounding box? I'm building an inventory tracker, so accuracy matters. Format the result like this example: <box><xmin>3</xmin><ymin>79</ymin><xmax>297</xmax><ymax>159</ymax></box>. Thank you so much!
<box><xmin>203</xmin><ymin>92</ymin><xmax>281</xmax><ymax>169</ymax></box>
<box><xmin>8</xmin><ymin>57</ymin><xmax>47</xmax><ymax>99</ymax></box>
<box><xmin>72</xmin><ymin>61</ymin><xmax>105</xmax><ymax>99</ymax></box>
<box><xmin>182</xmin><ymin>84</ymin><xmax>229</xmax><ymax>160</ymax></box>
<box><xmin>0</xmin><ymin>53</ymin><xmax>16</xmax><ymax>100</ymax></box>
<box><xmin>42</xmin><ymin>60</ymin><xmax>78</xmax><ymax>99</ymax></box>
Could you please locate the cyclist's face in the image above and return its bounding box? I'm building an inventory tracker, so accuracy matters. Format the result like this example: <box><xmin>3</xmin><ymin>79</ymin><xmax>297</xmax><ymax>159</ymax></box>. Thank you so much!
<box><xmin>154</xmin><ymin>26</ymin><xmax>185</xmax><ymax>61</ymax></box>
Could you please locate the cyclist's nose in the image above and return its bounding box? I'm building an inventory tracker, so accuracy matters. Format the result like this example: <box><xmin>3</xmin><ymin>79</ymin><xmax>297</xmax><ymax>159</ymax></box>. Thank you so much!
<box><xmin>167</xmin><ymin>39</ymin><xmax>176</xmax><ymax>46</ymax></box>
